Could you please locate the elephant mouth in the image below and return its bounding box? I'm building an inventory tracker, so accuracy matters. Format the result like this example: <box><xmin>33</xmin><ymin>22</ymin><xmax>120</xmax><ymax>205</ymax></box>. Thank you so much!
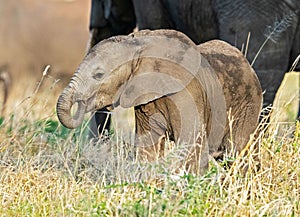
<box><xmin>85</xmin><ymin>94</ymin><xmax>98</xmax><ymax>113</ymax></box>
<box><xmin>84</xmin><ymin>92</ymin><xmax>113</xmax><ymax>113</ymax></box>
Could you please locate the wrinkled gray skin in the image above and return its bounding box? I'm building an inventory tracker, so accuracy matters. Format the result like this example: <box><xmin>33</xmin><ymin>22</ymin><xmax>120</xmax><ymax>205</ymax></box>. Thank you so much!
<box><xmin>88</xmin><ymin>0</ymin><xmax>300</xmax><ymax>135</ymax></box>
<box><xmin>57</xmin><ymin>30</ymin><xmax>262</xmax><ymax>175</ymax></box>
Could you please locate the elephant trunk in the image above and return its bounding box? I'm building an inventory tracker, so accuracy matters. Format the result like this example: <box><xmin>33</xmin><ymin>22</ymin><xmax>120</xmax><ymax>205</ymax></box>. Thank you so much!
<box><xmin>56</xmin><ymin>87</ymin><xmax>86</xmax><ymax>129</ymax></box>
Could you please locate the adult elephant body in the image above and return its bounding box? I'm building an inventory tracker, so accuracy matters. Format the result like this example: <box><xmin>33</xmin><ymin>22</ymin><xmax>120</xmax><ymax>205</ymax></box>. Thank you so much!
<box><xmin>89</xmin><ymin>0</ymin><xmax>300</xmax><ymax>135</ymax></box>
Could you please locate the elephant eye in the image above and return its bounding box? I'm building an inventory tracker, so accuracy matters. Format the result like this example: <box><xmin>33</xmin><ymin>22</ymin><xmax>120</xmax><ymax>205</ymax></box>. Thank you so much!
<box><xmin>93</xmin><ymin>72</ymin><xmax>103</xmax><ymax>80</ymax></box>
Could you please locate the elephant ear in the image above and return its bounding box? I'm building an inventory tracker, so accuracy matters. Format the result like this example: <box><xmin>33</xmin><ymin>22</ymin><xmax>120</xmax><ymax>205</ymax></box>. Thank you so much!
<box><xmin>119</xmin><ymin>70</ymin><xmax>186</xmax><ymax>108</ymax></box>
<box><xmin>111</xmin><ymin>29</ymin><xmax>201</xmax><ymax>108</ymax></box>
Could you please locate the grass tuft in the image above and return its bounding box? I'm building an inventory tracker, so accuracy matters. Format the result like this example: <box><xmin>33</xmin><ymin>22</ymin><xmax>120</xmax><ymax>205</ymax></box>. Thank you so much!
<box><xmin>0</xmin><ymin>76</ymin><xmax>299</xmax><ymax>216</ymax></box>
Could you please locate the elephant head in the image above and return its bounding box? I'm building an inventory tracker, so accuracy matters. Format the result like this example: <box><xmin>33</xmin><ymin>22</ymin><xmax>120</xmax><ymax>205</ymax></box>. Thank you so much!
<box><xmin>57</xmin><ymin>30</ymin><xmax>226</xmax><ymax>132</ymax></box>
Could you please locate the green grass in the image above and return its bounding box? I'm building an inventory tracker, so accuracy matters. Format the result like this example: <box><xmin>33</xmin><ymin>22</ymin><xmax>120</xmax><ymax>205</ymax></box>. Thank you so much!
<box><xmin>0</xmin><ymin>76</ymin><xmax>299</xmax><ymax>216</ymax></box>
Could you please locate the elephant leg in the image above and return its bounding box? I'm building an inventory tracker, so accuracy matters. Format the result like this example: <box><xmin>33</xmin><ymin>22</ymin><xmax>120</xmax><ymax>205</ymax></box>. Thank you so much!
<box><xmin>135</xmin><ymin>108</ymin><xmax>209</xmax><ymax>175</ymax></box>
<box><xmin>137</xmin><ymin>135</ymin><xmax>167</xmax><ymax>162</ymax></box>
<box><xmin>134</xmin><ymin>103</ymin><xmax>168</xmax><ymax>161</ymax></box>
<box><xmin>256</xmin><ymin>69</ymin><xmax>286</xmax><ymax>109</ymax></box>
<box><xmin>289</xmin><ymin>18</ymin><xmax>300</xmax><ymax>120</ymax></box>
<box><xmin>89</xmin><ymin>0</ymin><xmax>136</xmax><ymax>38</ymax></box>
<box><xmin>89</xmin><ymin>108</ymin><xmax>111</xmax><ymax>138</ymax></box>
<box><xmin>132</xmin><ymin>0</ymin><xmax>174</xmax><ymax>30</ymax></box>
<box><xmin>182</xmin><ymin>132</ymin><xmax>209</xmax><ymax>176</ymax></box>
<box><xmin>215</xmin><ymin>0</ymin><xmax>298</xmax><ymax>118</ymax></box>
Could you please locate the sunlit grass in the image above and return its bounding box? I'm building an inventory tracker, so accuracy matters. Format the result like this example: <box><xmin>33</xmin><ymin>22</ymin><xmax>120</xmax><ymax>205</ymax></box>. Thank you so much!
<box><xmin>0</xmin><ymin>73</ymin><xmax>299</xmax><ymax>216</ymax></box>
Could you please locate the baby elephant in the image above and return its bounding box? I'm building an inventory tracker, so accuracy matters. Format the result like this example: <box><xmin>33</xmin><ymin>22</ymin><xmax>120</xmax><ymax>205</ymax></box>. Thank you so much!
<box><xmin>57</xmin><ymin>29</ymin><xmax>262</xmax><ymax>175</ymax></box>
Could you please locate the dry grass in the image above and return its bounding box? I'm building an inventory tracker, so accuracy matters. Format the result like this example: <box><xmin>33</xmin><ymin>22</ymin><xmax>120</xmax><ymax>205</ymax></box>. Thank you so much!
<box><xmin>0</xmin><ymin>74</ymin><xmax>299</xmax><ymax>216</ymax></box>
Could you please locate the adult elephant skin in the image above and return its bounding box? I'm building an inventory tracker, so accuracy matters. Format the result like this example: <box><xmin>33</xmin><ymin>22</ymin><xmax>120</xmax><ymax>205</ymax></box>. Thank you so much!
<box><xmin>57</xmin><ymin>30</ymin><xmax>263</xmax><ymax>174</ymax></box>
<box><xmin>89</xmin><ymin>0</ymin><xmax>300</xmax><ymax>135</ymax></box>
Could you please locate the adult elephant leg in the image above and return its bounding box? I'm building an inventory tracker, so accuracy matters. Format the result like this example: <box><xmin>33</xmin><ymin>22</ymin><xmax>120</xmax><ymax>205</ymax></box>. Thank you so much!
<box><xmin>89</xmin><ymin>108</ymin><xmax>111</xmax><ymax>138</ymax></box>
<box><xmin>132</xmin><ymin>0</ymin><xmax>174</xmax><ymax>30</ymax></box>
<box><xmin>132</xmin><ymin>0</ymin><xmax>218</xmax><ymax>46</ymax></box>
<box><xmin>89</xmin><ymin>0</ymin><xmax>136</xmax><ymax>41</ymax></box>
<box><xmin>215</xmin><ymin>0</ymin><xmax>298</xmax><ymax>115</ymax></box>
<box><xmin>289</xmin><ymin>16</ymin><xmax>300</xmax><ymax>120</ymax></box>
